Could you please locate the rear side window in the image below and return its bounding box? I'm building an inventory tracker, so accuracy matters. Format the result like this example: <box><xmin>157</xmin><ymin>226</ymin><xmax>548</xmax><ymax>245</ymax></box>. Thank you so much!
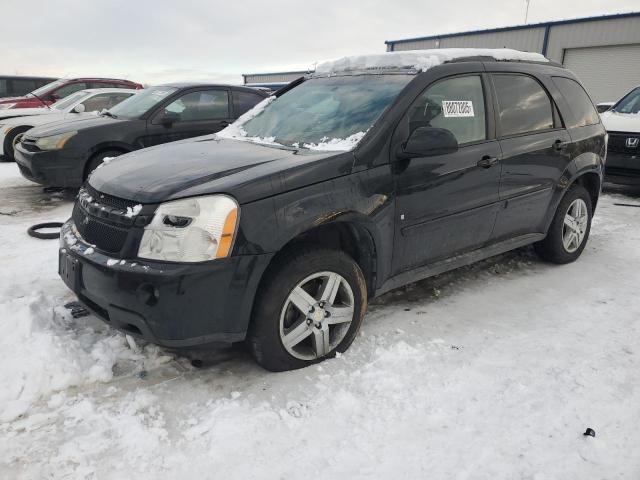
<box><xmin>233</xmin><ymin>90</ymin><xmax>266</xmax><ymax>116</ymax></box>
<box><xmin>493</xmin><ymin>74</ymin><xmax>554</xmax><ymax>136</ymax></box>
<box><xmin>405</xmin><ymin>75</ymin><xmax>487</xmax><ymax>145</ymax></box>
<box><xmin>552</xmin><ymin>77</ymin><xmax>600</xmax><ymax>127</ymax></box>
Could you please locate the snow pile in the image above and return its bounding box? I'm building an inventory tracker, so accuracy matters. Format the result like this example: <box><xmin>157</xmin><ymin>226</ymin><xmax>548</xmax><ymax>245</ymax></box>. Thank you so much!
<box><xmin>302</xmin><ymin>131</ymin><xmax>367</xmax><ymax>151</ymax></box>
<box><xmin>315</xmin><ymin>48</ymin><xmax>548</xmax><ymax>75</ymax></box>
<box><xmin>125</xmin><ymin>204</ymin><xmax>142</xmax><ymax>217</ymax></box>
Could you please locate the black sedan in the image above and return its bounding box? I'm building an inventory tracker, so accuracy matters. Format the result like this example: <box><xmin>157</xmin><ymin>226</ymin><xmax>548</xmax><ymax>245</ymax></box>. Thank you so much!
<box><xmin>14</xmin><ymin>83</ymin><xmax>268</xmax><ymax>187</ymax></box>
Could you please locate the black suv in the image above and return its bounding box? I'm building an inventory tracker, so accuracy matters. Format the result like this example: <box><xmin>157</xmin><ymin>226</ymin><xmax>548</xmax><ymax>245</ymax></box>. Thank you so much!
<box><xmin>14</xmin><ymin>83</ymin><xmax>268</xmax><ymax>187</ymax></box>
<box><xmin>59</xmin><ymin>50</ymin><xmax>605</xmax><ymax>371</ymax></box>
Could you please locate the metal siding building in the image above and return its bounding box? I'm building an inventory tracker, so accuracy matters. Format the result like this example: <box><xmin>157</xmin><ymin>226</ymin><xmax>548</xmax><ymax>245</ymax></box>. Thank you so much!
<box><xmin>243</xmin><ymin>71</ymin><xmax>309</xmax><ymax>85</ymax></box>
<box><xmin>385</xmin><ymin>12</ymin><xmax>640</xmax><ymax>102</ymax></box>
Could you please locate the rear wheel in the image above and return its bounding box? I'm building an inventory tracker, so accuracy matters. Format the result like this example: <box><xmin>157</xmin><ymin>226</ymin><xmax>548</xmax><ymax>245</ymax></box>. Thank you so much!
<box><xmin>2</xmin><ymin>126</ymin><xmax>31</xmax><ymax>162</ymax></box>
<box><xmin>535</xmin><ymin>184</ymin><xmax>593</xmax><ymax>264</ymax></box>
<box><xmin>84</xmin><ymin>150</ymin><xmax>123</xmax><ymax>179</ymax></box>
<box><xmin>248</xmin><ymin>248</ymin><xmax>367</xmax><ymax>371</ymax></box>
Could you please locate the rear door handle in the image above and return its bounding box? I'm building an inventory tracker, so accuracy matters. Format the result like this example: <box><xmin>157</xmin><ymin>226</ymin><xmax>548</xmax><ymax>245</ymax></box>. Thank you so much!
<box><xmin>477</xmin><ymin>155</ymin><xmax>499</xmax><ymax>168</ymax></box>
<box><xmin>554</xmin><ymin>139</ymin><xmax>568</xmax><ymax>151</ymax></box>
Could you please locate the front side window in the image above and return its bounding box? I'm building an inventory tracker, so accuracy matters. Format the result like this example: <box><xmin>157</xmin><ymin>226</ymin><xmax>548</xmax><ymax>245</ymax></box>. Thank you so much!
<box><xmin>493</xmin><ymin>74</ymin><xmax>554</xmax><ymax>136</ymax></box>
<box><xmin>552</xmin><ymin>77</ymin><xmax>599</xmax><ymax>127</ymax></box>
<box><xmin>238</xmin><ymin>74</ymin><xmax>412</xmax><ymax>149</ymax></box>
<box><xmin>108</xmin><ymin>87</ymin><xmax>176</xmax><ymax>119</ymax></box>
<box><xmin>161</xmin><ymin>90</ymin><xmax>229</xmax><ymax>121</ymax></box>
<box><xmin>405</xmin><ymin>75</ymin><xmax>486</xmax><ymax>145</ymax></box>
<box><xmin>612</xmin><ymin>87</ymin><xmax>640</xmax><ymax>114</ymax></box>
<box><xmin>53</xmin><ymin>82</ymin><xmax>88</xmax><ymax>99</ymax></box>
<box><xmin>52</xmin><ymin>90</ymin><xmax>89</xmax><ymax>110</ymax></box>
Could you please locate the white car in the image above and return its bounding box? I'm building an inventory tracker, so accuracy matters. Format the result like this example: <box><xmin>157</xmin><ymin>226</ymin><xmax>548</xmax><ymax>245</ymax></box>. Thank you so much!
<box><xmin>0</xmin><ymin>88</ymin><xmax>137</xmax><ymax>161</ymax></box>
<box><xmin>600</xmin><ymin>86</ymin><xmax>640</xmax><ymax>185</ymax></box>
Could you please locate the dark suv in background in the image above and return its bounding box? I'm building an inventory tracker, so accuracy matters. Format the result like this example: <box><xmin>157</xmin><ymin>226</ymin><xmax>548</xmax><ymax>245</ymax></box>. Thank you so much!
<box><xmin>15</xmin><ymin>83</ymin><xmax>268</xmax><ymax>186</ymax></box>
<box><xmin>0</xmin><ymin>75</ymin><xmax>57</xmax><ymax>98</ymax></box>
<box><xmin>58</xmin><ymin>49</ymin><xmax>605</xmax><ymax>372</ymax></box>
<box><xmin>0</xmin><ymin>77</ymin><xmax>143</xmax><ymax>111</ymax></box>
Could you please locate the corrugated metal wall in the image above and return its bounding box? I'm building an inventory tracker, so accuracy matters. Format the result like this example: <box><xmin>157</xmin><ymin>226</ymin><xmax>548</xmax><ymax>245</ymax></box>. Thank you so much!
<box><xmin>243</xmin><ymin>72</ymin><xmax>307</xmax><ymax>84</ymax></box>
<box><xmin>391</xmin><ymin>27</ymin><xmax>545</xmax><ymax>53</ymax></box>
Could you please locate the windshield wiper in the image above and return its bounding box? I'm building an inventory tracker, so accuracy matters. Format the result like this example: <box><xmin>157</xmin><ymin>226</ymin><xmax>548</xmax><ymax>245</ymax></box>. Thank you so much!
<box><xmin>100</xmin><ymin>110</ymin><xmax>118</xmax><ymax>119</ymax></box>
<box><xmin>28</xmin><ymin>92</ymin><xmax>50</xmax><ymax>109</ymax></box>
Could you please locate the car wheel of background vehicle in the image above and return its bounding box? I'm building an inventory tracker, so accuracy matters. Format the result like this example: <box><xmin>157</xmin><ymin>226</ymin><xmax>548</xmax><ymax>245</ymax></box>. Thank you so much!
<box><xmin>534</xmin><ymin>184</ymin><xmax>592</xmax><ymax>264</ymax></box>
<box><xmin>247</xmin><ymin>247</ymin><xmax>368</xmax><ymax>372</ymax></box>
<box><xmin>84</xmin><ymin>150</ymin><xmax>123</xmax><ymax>180</ymax></box>
<box><xmin>2</xmin><ymin>126</ymin><xmax>31</xmax><ymax>162</ymax></box>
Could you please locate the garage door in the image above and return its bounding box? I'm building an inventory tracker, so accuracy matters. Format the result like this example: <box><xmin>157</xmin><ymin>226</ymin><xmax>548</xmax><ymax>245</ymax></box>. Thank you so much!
<box><xmin>562</xmin><ymin>44</ymin><xmax>640</xmax><ymax>104</ymax></box>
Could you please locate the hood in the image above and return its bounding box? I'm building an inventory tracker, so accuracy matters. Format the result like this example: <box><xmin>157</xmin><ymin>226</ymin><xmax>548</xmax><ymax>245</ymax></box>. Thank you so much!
<box><xmin>0</xmin><ymin>107</ymin><xmax>51</xmax><ymax>121</ymax></box>
<box><xmin>89</xmin><ymin>136</ymin><xmax>353</xmax><ymax>204</ymax></box>
<box><xmin>1</xmin><ymin>111</ymin><xmax>90</xmax><ymax>128</ymax></box>
<box><xmin>26</xmin><ymin>114</ymin><xmax>125</xmax><ymax>138</ymax></box>
<box><xmin>601</xmin><ymin>110</ymin><xmax>640</xmax><ymax>133</ymax></box>
<box><xmin>0</xmin><ymin>96</ymin><xmax>26</xmax><ymax>104</ymax></box>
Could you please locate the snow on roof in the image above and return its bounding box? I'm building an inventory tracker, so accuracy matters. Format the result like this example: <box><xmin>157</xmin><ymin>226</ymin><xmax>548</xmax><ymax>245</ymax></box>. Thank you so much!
<box><xmin>315</xmin><ymin>48</ymin><xmax>548</xmax><ymax>75</ymax></box>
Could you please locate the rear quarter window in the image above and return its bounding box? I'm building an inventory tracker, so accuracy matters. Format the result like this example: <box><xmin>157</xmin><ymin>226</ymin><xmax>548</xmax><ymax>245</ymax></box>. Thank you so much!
<box><xmin>552</xmin><ymin>76</ymin><xmax>600</xmax><ymax>128</ymax></box>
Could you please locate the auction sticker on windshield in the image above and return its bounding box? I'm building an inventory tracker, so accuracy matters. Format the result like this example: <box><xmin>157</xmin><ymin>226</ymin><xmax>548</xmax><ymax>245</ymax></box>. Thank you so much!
<box><xmin>442</xmin><ymin>100</ymin><xmax>474</xmax><ymax>117</ymax></box>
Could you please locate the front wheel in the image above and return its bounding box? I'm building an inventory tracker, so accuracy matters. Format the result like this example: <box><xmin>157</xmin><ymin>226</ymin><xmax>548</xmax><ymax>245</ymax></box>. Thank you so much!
<box><xmin>535</xmin><ymin>184</ymin><xmax>593</xmax><ymax>264</ymax></box>
<box><xmin>2</xmin><ymin>126</ymin><xmax>31</xmax><ymax>162</ymax></box>
<box><xmin>248</xmin><ymin>248</ymin><xmax>368</xmax><ymax>372</ymax></box>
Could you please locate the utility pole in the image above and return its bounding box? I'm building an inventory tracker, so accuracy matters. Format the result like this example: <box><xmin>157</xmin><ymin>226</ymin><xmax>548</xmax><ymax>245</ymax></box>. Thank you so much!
<box><xmin>524</xmin><ymin>0</ymin><xmax>531</xmax><ymax>24</ymax></box>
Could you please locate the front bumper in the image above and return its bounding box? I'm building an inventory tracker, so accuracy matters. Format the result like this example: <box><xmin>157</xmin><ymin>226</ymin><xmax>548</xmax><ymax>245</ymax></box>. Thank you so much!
<box><xmin>605</xmin><ymin>151</ymin><xmax>640</xmax><ymax>185</ymax></box>
<box><xmin>14</xmin><ymin>143</ymin><xmax>85</xmax><ymax>187</ymax></box>
<box><xmin>59</xmin><ymin>220</ymin><xmax>273</xmax><ymax>348</ymax></box>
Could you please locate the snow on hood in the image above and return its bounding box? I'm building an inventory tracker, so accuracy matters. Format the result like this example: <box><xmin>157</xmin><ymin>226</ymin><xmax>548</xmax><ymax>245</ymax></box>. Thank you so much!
<box><xmin>315</xmin><ymin>48</ymin><xmax>548</xmax><ymax>75</ymax></box>
<box><xmin>601</xmin><ymin>110</ymin><xmax>640</xmax><ymax>133</ymax></box>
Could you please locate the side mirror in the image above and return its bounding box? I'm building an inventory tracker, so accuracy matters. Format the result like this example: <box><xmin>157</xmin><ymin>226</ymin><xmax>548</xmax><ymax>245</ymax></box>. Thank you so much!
<box><xmin>399</xmin><ymin>126</ymin><xmax>458</xmax><ymax>159</ymax></box>
<box><xmin>73</xmin><ymin>104</ymin><xmax>86</xmax><ymax>113</ymax></box>
<box><xmin>596</xmin><ymin>102</ymin><xmax>614</xmax><ymax>113</ymax></box>
<box><xmin>160</xmin><ymin>111</ymin><xmax>180</xmax><ymax>127</ymax></box>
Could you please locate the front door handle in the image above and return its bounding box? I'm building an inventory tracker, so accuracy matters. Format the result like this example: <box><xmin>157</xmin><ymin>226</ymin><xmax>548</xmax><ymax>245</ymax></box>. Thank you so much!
<box><xmin>554</xmin><ymin>139</ymin><xmax>568</xmax><ymax>151</ymax></box>
<box><xmin>477</xmin><ymin>155</ymin><xmax>499</xmax><ymax>168</ymax></box>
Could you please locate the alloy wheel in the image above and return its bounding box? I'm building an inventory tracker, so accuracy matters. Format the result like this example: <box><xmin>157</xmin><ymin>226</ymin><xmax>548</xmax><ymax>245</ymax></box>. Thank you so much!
<box><xmin>562</xmin><ymin>198</ymin><xmax>588</xmax><ymax>253</ymax></box>
<box><xmin>279</xmin><ymin>271</ymin><xmax>355</xmax><ymax>360</ymax></box>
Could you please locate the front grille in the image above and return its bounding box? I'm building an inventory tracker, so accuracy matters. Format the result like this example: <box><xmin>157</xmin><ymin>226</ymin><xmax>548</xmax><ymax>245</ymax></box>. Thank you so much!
<box><xmin>608</xmin><ymin>132</ymin><xmax>640</xmax><ymax>155</ymax></box>
<box><xmin>72</xmin><ymin>202</ymin><xmax>129</xmax><ymax>253</ymax></box>
<box><xmin>85</xmin><ymin>184</ymin><xmax>139</xmax><ymax>211</ymax></box>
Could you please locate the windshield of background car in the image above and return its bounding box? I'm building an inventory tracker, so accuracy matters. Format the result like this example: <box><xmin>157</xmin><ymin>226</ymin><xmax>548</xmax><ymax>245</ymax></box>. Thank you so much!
<box><xmin>242</xmin><ymin>74</ymin><xmax>412</xmax><ymax>147</ymax></box>
<box><xmin>613</xmin><ymin>87</ymin><xmax>640</xmax><ymax>114</ymax></box>
<box><xmin>51</xmin><ymin>91</ymin><xmax>89</xmax><ymax>111</ymax></box>
<box><xmin>29</xmin><ymin>79</ymin><xmax>65</xmax><ymax>97</ymax></box>
<box><xmin>107</xmin><ymin>87</ymin><xmax>177</xmax><ymax>119</ymax></box>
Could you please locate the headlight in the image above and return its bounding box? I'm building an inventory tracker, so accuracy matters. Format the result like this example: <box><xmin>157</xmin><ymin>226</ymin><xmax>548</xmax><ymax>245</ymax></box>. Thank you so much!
<box><xmin>0</xmin><ymin>103</ymin><xmax>17</xmax><ymax>110</ymax></box>
<box><xmin>138</xmin><ymin>195</ymin><xmax>239</xmax><ymax>262</ymax></box>
<box><xmin>35</xmin><ymin>131</ymin><xmax>77</xmax><ymax>151</ymax></box>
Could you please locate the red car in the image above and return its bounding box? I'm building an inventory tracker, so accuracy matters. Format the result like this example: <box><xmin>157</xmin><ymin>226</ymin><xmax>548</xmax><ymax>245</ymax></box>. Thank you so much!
<box><xmin>0</xmin><ymin>78</ymin><xmax>143</xmax><ymax>110</ymax></box>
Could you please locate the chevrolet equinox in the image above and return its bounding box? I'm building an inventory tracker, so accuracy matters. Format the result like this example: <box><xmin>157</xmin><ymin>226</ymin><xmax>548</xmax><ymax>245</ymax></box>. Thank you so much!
<box><xmin>59</xmin><ymin>49</ymin><xmax>606</xmax><ymax>371</ymax></box>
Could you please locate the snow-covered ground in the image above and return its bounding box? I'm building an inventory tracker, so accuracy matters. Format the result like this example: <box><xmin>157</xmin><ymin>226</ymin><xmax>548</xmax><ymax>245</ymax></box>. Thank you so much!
<box><xmin>1</xmin><ymin>162</ymin><xmax>639</xmax><ymax>479</ymax></box>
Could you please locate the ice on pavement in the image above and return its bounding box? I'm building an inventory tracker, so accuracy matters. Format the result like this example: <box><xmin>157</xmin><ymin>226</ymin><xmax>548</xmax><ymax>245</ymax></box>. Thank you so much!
<box><xmin>314</xmin><ymin>48</ymin><xmax>548</xmax><ymax>75</ymax></box>
<box><xmin>1</xmin><ymin>163</ymin><xmax>639</xmax><ymax>479</ymax></box>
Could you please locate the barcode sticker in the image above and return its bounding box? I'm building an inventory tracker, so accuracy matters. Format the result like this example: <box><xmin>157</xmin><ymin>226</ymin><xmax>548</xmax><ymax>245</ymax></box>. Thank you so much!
<box><xmin>442</xmin><ymin>100</ymin><xmax>474</xmax><ymax>117</ymax></box>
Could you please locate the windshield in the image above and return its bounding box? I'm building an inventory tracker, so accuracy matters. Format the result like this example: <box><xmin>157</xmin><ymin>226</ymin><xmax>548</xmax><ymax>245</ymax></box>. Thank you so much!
<box><xmin>51</xmin><ymin>90</ymin><xmax>89</xmax><ymax>111</ymax></box>
<box><xmin>613</xmin><ymin>87</ymin><xmax>640</xmax><ymax>114</ymax></box>
<box><xmin>229</xmin><ymin>75</ymin><xmax>412</xmax><ymax>150</ymax></box>
<box><xmin>107</xmin><ymin>87</ymin><xmax>176</xmax><ymax>119</ymax></box>
<box><xmin>28</xmin><ymin>79</ymin><xmax>65</xmax><ymax>97</ymax></box>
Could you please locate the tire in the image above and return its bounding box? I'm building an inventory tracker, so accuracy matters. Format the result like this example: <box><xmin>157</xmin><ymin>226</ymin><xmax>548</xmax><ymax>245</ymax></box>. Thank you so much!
<box><xmin>84</xmin><ymin>150</ymin><xmax>123</xmax><ymax>180</ymax></box>
<box><xmin>535</xmin><ymin>184</ymin><xmax>593</xmax><ymax>264</ymax></box>
<box><xmin>247</xmin><ymin>247</ymin><xmax>368</xmax><ymax>372</ymax></box>
<box><xmin>2</xmin><ymin>125</ymin><xmax>31</xmax><ymax>162</ymax></box>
